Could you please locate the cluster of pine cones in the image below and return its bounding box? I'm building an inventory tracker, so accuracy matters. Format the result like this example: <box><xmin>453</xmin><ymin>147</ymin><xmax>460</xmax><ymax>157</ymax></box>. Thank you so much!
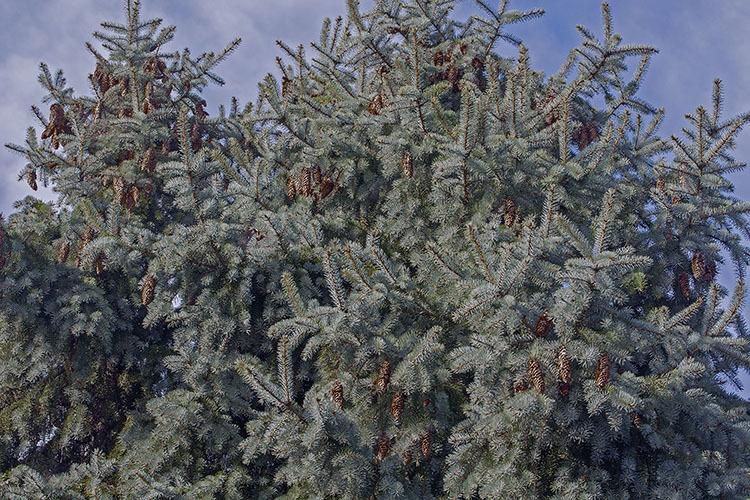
<box><xmin>676</xmin><ymin>251</ymin><xmax>716</xmax><ymax>299</ymax></box>
<box><xmin>286</xmin><ymin>165</ymin><xmax>336</xmax><ymax>202</ymax></box>
<box><xmin>331</xmin><ymin>359</ymin><xmax>434</xmax><ymax>467</ymax></box>
<box><xmin>429</xmin><ymin>43</ymin><xmax>486</xmax><ymax>92</ymax></box>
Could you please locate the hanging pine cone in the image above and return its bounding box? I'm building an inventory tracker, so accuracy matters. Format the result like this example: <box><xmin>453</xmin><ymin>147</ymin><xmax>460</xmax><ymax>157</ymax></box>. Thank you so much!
<box><xmin>390</xmin><ymin>391</ymin><xmax>405</xmax><ymax>424</ymax></box>
<box><xmin>702</xmin><ymin>260</ymin><xmax>717</xmax><ymax>282</ymax></box>
<box><xmin>368</xmin><ymin>93</ymin><xmax>387</xmax><ymax>115</ymax></box>
<box><xmin>422</xmin><ymin>396</ymin><xmax>430</xmax><ymax>408</ymax></box>
<box><xmin>143</xmin><ymin>57</ymin><xmax>167</xmax><ymax>80</ymax></box>
<box><xmin>331</xmin><ymin>380</ymin><xmax>344</xmax><ymax>410</ymax></box>
<box><xmin>535</xmin><ymin>312</ymin><xmax>552</xmax><ymax>338</ymax></box>
<box><xmin>402</xmin><ymin>149</ymin><xmax>413</xmax><ymax>179</ymax></box>
<box><xmin>677</xmin><ymin>271</ymin><xmax>691</xmax><ymax>299</ymax></box>
<box><xmin>656</xmin><ymin>176</ymin><xmax>666</xmax><ymax>193</ymax></box>
<box><xmin>558</xmin><ymin>345</ymin><xmax>571</xmax><ymax>396</ymax></box>
<box><xmin>195</xmin><ymin>100</ymin><xmax>207</xmax><ymax>120</ymax></box>
<box><xmin>631</xmin><ymin>412</ymin><xmax>642</xmax><ymax>429</ymax></box>
<box><xmin>41</xmin><ymin>103</ymin><xmax>70</xmax><ymax>143</ymax></box>
<box><xmin>311</xmin><ymin>165</ymin><xmax>322</xmax><ymax>184</ymax></box>
<box><xmin>504</xmin><ymin>197</ymin><xmax>517</xmax><ymax>227</ymax></box>
<box><xmin>375</xmin><ymin>359</ymin><xmax>392</xmax><ymax>394</ymax></box>
<box><xmin>528</xmin><ymin>359</ymin><xmax>545</xmax><ymax>394</ymax></box>
<box><xmin>94</xmin><ymin>253</ymin><xmax>106</xmax><ymax>275</ymax></box>
<box><xmin>446</xmin><ymin>65</ymin><xmax>463</xmax><ymax>91</ymax></box>
<box><xmin>402</xmin><ymin>449</ymin><xmax>412</xmax><ymax>468</ymax></box>
<box><xmin>513</xmin><ymin>378</ymin><xmax>528</xmax><ymax>394</ymax></box>
<box><xmin>691</xmin><ymin>251</ymin><xmax>706</xmax><ymax>280</ymax></box>
<box><xmin>320</xmin><ymin>177</ymin><xmax>336</xmax><ymax>199</ymax></box>
<box><xmin>81</xmin><ymin>226</ymin><xmax>95</xmax><ymax>248</ymax></box>
<box><xmin>141</xmin><ymin>275</ymin><xmax>156</xmax><ymax>306</ymax></box>
<box><xmin>141</xmin><ymin>145</ymin><xmax>156</xmax><ymax>173</ymax></box>
<box><xmin>113</xmin><ymin>177</ymin><xmax>127</xmax><ymax>206</ymax></box>
<box><xmin>595</xmin><ymin>352</ymin><xmax>610</xmax><ymax>389</ymax></box>
<box><xmin>281</xmin><ymin>76</ymin><xmax>291</xmax><ymax>98</ymax></box>
<box><xmin>298</xmin><ymin>166</ymin><xmax>312</xmax><ymax>197</ymax></box>
<box><xmin>420</xmin><ymin>429</ymin><xmax>432</xmax><ymax>459</ymax></box>
<box><xmin>56</xmin><ymin>241</ymin><xmax>70</xmax><ymax>264</ymax></box>
<box><xmin>433</xmin><ymin>50</ymin><xmax>448</xmax><ymax>67</ymax></box>
<box><xmin>572</xmin><ymin>122</ymin><xmax>599</xmax><ymax>150</ymax></box>
<box><xmin>127</xmin><ymin>186</ymin><xmax>140</xmax><ymax>210</ymax></box>
<box><xmin>26</xmin><ymin>170</ymin><xmax>37</xmax><ymax>191</ymax></box>
<box><xmin>94</xmin><ymin>62</ymin><xmax>111</xmax><ymax>93</ymax></box>
<box><xmin>286</xmin><ymin>174</ymin><xmax>297</xmax><ymax>201</ymax></box>
<box><xmin>190</xmin><ymin>121</ymin><xmax>202</xmax><ymax>152</ymax></box>
<box><xmin>375</xmin><ymin>433</ymin><xmax>390</xmax><ymax>461</ymax></box>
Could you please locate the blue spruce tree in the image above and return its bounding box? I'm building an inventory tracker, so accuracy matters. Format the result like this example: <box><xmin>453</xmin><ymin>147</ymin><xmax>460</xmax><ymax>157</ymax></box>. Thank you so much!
<box><xmin>2</xmin><ymin>0</ymin><xmax>749</xmax><ymax>498</ymax></box>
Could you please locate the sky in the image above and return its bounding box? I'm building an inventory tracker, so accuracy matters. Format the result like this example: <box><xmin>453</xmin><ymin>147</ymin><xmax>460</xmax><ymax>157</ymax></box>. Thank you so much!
<box><xmin>0</xmin><ymin>0</ymin><xmax>748</xmax><ymax>395</ymax></box>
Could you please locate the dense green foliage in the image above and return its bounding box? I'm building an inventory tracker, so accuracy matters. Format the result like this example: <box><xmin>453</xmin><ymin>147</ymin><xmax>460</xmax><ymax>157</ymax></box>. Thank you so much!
<box><xmin>2</xmin><ymin>0</ymin><xmax>750</xmax><ymax>498</ymax></box>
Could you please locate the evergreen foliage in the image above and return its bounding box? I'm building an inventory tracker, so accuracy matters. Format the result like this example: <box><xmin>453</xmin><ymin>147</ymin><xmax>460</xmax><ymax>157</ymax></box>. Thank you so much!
<box><xmin>2</xmin><ymin>0</ymin><xmax>750</xmax><ymax>498</ymax></box>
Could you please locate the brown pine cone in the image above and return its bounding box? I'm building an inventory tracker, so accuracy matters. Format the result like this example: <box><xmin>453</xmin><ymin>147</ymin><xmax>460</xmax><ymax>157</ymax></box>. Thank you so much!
<box><xmin>558</xmin><ymin>345</ymin><xmax>571</xmax><ymax>396</ymax></box>
<box><xmin>286</xmin><ymin>174</ymin><xmax>297</xmax><ymax>201</ymax></box>
<box><xmin>513</xmin><ymin>379</ymin><xmax>528</xmax><ymax>394</ymax></box>
<box><xmin>375</xmin><ymin>359</ymin><xmax>392</xmax><ymax>394</ymax></box>
<box><xmin>504</xmin><ymin>197</ymin><xmax>517</xmax><ymax>227</ymax></box>
<box><xmin>26</xmin><ymin>170</ymin><xmax>37</xmax><ymax>191</ymax></box>
<box><xmin>433</xmin><ymin>50</ymin><xmax>447</xmax><ymax>67</ymax></box>
<box><xmin>311</xmin><ymin>165</ymin><xmax>322</xmax><ymax>184</ymax></box>
<box><xmin>375</xmin><ymin>433</ymin><xmax>390</xmax><ymax>461</ymax></box>
<box><xmin>420</xmin><ymin>429</ymin><xmax>432</xmax><ymax>459</ymax></box>
<box><xmin>390</xmin><ymin>391</ymin><xmax>405</xmax><ymax>423</ymax></box>
<box><xmin>528</xmin><ymin>359</ymin><xmax>545</xmax><ymax>394</ymax></box>
<box><xmin>331</xmin><ymin>380</ymin><xmax>344</xmax><ymax>410</ymax></box>
<box><xmin>190</xmin><ymin>121</ymin><xmax>202</xmax><ymax>152</ymax></box>
<box><xmin>446</xmin><ymin>65</ymin><xmax>463</xmax><ymax>91</ymax></box>
<box><xmin>81</xmin><ymin>226</ymin><xmax>95</xmax><ymax>248</ymax></box>
<box><xmin>572</xmin><ymin>122</ymin><xmax>599</xmax><ymax>150</ymax></box>
<box><xmin>595</xmin><ymin>352</ymin><xmax>610</xmax><ymax>389</ymax></box>
<box><xmin>656</xmin><ymin>176</ymin><xmax>666</xmax><ymax>192</ymax></box>
<box><xmin>56</xmin><ymin>241</ymin><xmax>70</xmax><ymax>264</ymax></box>
<box><xmin>631</xmin><ymin>412</ymin><xmax>642</xmax><ymax>429</ymax></box>
<box><xmin>691</xmin><ymin>251</ymin><xmax>705</xmax><ymax>280</ymax></box>
<box><xmin>702</xmin><ymin>260</ymin><xmax>717</xmax><ymax>282</ymax></box>
<box><xmin>141</xmin><ymin>146</ymin><xmax>156</xmax><ymax>173</ymax></box>
<box><xmin>535</xmin><ymin>312</ymin><xmax>552</xmax><ymax>338</ymax></box>
<box><xmin>677</xmin><ymin>272</ymin><xmax>691</xmax><ymax>299</ymax></box>
<box><xmin>402</xmin><ymin>149</ymin><xmax>413</xmax><ymax>179</ymax></box>
<box><xmin>368</xmin><ymin>93</ymin><xmax>387</xmax><ymax>115</ymax></box>
<box><xmin>113</xmin><ymin>177</ymin><xmax>127</xmax><ymax>206</ymax></box>
<box><xmin>320</xmin><ymin>177</ymin><xmax>335</xmax><ymax>199</ymax></box>
<box><xmin>299</xmin><ymin>166</ymin><xmax>312</xmax><ymax>196</ymax></box>
<box><xmin>141</xmin><ymin>275</ymin><xmax>156</xmax><ymax>306</ymax></box>
<box><xmin>402</xmin><ymin>449</ymin><xmax>412</xmax><ymax>468</ymax></box>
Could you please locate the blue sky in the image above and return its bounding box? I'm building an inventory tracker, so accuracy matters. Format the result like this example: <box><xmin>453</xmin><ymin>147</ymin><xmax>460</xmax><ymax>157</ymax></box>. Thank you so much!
<box><xmin>1</xmin><ymin>0</ymin><xmax>749</xmax><ymax>395</ymax></box>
